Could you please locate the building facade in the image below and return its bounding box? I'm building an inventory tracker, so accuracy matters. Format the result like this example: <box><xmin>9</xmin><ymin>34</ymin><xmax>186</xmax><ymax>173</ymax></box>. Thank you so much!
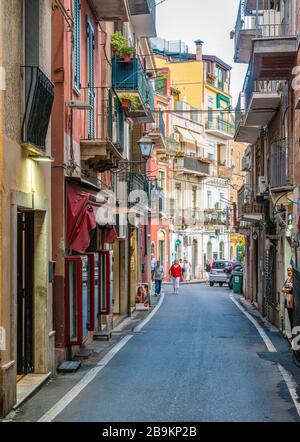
<box><xmin>151</xmin><ymin>38</ymin><xmax>244</xmax><ymax>278</ymax></box>
<box><xmin>234</xmin><ymin>0</ymin><xmax>298</xmax><ymax>331</ymax></box>
<box><xmin>51</xmin><ymin>0</ymin><xmax>157</xmax><ymax>366</ymax></box>
<box><xmin>0</xmin><ymin>0</ymin><xmax>55</xmax><ymax>417</ymax></box>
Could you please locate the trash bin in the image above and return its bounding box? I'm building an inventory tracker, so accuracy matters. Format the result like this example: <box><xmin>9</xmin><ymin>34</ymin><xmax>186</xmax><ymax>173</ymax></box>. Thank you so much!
<box><xmin>232</xmin><ymin>271</ymin><xmax>243</xmax><ymax>294</ymax></box>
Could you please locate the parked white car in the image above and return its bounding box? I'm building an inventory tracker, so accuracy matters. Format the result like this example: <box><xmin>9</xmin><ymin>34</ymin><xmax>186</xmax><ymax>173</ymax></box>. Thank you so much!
<box><xmin>209</xmin><ymin>260</ymin><xmax>234</xmax><ymax>287</ymax></box>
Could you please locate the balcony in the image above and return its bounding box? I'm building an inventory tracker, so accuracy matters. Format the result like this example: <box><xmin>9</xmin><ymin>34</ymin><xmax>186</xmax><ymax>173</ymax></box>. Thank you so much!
<box><xmin>244</xmin><ymin>0</ymin><xmax>267</xmax><ymax>13</ymax></box>
<box><xmin>21</xmin><ymin>66</ymin><xmax>54</xmax><ymax>154</ymax></box>
<box><xmin>166</xmin><ymin>136</ymin><xmax>180</xmax><ymax>157</ymax></box>
<box><xmin>235</xmin><ymin>67</ymin><xmax>281</xmax><ymax>144</ymax></box>
<box><xmin>269</xmin><ymin>138</ymin><xmax>293</xmax><ymax>191</ymax></box>
<box><xmin>127</xmin><ymin>0</ymin><xmax>156</xmax><ymax>38</ymax></box>
<box><xmin>112</xmin><ymin>57</ymin><xmax>154</xmax><ymax>123</ymax></box>
<box><xmin>238</xmin><ymin>186</ymin><xmax>263</xmax><ymax>221</ymax></box>
<box><xmin>174</xmin><ymin>155</ymin><xmax>210</xmax><ymax>177</ymax></box>
<box><xmin>204</xmin><ymin>209</ymin><xmax>227</xmax><ymax>226</ymax></box>
<box><xmin>205</xmin><ymin>116</ymin><xmax>235</xmax><ymax>140</ymax></box>
<box><xmin>87</xmin><ymin>0</ymin><xmax>129</xmax><ymax>22</ymax></box>
<box><xmin>233</xmin><ymin>0</ymin><xmax>257</xmax><ymax>63</ymax></box>
<box><xmin>79</xmin><ymin>87</ymin><xmax>123</xmax><ymax>172</ymax></box>
<box><xmin>218</xmin><ymin>164</ymin><xmax>233</xmax><ymax>180</ymax></box>
<box><xmin>234</xmin><ymin>0</ymin><xmax>297</xmax><ymax>76</ymax></box>
<box><xmin>149</xmin><ymin>112</ymin><xmax>166</xmax><ymax>152</ymax></box>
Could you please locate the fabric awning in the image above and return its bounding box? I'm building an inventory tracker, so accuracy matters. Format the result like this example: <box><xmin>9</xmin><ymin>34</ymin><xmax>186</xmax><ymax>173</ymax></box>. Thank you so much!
<box><xmin>66</xmin><ymin>183</ymin><xmax>117</xmax><ymax>253</ymax></box>
<box><xmin>175</xmin><ymin>126</ymin><xmax>196</xmax><ymax>144</ymax></box>
<box><xmin>67</xmin><ymin>184</ymin><xmax>97</xmax><ymax>253</ymax></box>
<box><xmin>189</xmin><ymin>131</ymin><xmax>209</xmax><ymax>149</ymax></box>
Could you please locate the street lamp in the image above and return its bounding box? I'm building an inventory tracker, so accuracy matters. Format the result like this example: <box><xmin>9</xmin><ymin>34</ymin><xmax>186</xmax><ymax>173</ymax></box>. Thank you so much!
<box><xmin>137</xmin><ymin>134</ymin><xmax>155</xmax><ymax>160</ymax></box>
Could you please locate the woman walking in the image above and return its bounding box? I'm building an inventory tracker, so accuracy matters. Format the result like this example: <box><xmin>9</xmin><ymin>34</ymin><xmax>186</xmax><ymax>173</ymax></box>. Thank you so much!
<box><xmin>169</xmin><ymin>259</ymin><xmax>182</xmax><ymax>295</ymax></box>
<box><xmin>282</xmin><ymin>266</ymin><xmax>294</xmax><ymax>336</ymax></box>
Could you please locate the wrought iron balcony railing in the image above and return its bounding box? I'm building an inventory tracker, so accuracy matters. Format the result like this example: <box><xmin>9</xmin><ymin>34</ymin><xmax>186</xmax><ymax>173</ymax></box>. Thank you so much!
<box><xmin>174</xmin><ymin>156</ymin><xmax>210</xmax><ymax>175</ymax></box>
<box><xmin>80</xmin><ymin>87</ymin><xmax>124</xmax><ymax>152</ymax></box>
<box><xmin>269</xmin><ymin>138</ymin><xmax>292</xmax><ymax>189</ymax></box>
<box><xmin>21</xmin><ymin>66</ymin><xmax>54</xmax><ymax>151</ymax></box>
<box><xmin>205</xmin><ymin>116</ymin><xmax>235</xmax><ymax>137</ymax></box>
<box><xmin>235</xmin><ymin>65</ymin><xmax>280</xmax><ymax>128</ymax></box>
<box><xmin>112</xmin><ymin>57</ymin><xmax>154</xmax><ymax>121</ymax></box>
<box><xmin>234</xmin><ymin>0</ymin><xmax>296</xmax><ymax>63</ymax></box>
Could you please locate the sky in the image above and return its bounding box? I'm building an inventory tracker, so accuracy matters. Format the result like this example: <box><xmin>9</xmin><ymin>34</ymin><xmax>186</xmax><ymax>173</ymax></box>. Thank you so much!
<box><xmin>156</xmin><ymin>0</ymin><xmax>248</xmax><ymax>105</ymax></box>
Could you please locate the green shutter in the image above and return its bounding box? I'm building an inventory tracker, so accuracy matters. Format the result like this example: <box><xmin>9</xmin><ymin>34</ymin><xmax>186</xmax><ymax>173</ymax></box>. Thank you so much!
<box><xmin>116</xmin><ymin>98</ymin><xmax>124</xmax><ymax>152</ymax></box>
<box><xmin>73</xmin><ymin>0</ymin><xmax>81</xmax><ymax>92</ymax></box>
<box><xmin>87</xmin><ymin>20</ymin><xmax>95</xmax><ymax>138</ymax></box>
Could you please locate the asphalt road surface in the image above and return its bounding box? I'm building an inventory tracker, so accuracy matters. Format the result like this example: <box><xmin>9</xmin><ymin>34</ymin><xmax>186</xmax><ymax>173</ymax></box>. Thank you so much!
<box><xmin>12</xmin><ymin>284</ymin><xmax>300</xmax><ymax>422</ymax></box>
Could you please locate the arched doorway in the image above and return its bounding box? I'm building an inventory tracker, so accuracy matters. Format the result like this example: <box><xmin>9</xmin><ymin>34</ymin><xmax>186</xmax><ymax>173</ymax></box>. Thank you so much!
<box><xmin>192</xmin><ymin>239</ymin><xmax>198</xmax><ymax>279</ymax></box>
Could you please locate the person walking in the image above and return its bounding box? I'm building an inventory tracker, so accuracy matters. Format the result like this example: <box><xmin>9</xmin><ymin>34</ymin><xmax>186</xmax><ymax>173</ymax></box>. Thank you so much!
<box><xmin>184</xmin><ymin>258</ymin><xmax>191</xmax><ymax>282</ymax></box>
<box><xmin>180</xmin><ymin>258</ymin><xmax>185</xmax><ymax>282</ymax></box>
<box><xmin>169</xmin><ymin>258</ymin><xmax>182</xmax><ymax>295</ymax></box>
<box><xmin>205</xmin><ymin>261</ymin><xmax>211</xmax><ymax>283</ymax></box>
<box><xmin>154</xmin><ymin>260</ymin><xmax>164</xmax><ymax>296</ymax></box>
<box><xmin>151</xmin><ymin>254</ymin><xmax>156</xmax><ymax>283</ymax></box>
<box><xmin>282</xmin><ymin>266</ymin><xmax>294</xmax><ymax>336</ymax></box>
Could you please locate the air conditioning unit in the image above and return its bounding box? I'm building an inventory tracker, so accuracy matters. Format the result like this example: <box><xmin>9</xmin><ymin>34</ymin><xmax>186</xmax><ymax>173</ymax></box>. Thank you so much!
<box><xmin>258</xmin><ymin>176</ymin><xmax>267</xmax><ymax>194</ymax></box>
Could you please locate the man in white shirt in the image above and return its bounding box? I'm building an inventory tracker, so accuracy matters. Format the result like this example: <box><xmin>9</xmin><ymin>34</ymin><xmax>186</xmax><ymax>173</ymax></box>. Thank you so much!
<box><xmin>151</xmin><ymin>254</ymin><xmax>156</xmax><ymax>282</ymax></box>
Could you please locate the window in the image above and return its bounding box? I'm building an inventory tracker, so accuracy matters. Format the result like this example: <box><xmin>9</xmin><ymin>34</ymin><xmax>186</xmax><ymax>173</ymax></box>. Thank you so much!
<box><xmin>192</xmin><ymin>186</ymin><xmax>197</xmax><ymax>217</ymax></box>
<box><xmin>158</xmin><ymin>171</ymin><xmax>165</xmax><ymax>191</ymax></box>
<box><xmin>207</xmin><ymin>191</ymin><xmax>212</xmax><ymax>209</ymax></box>
<box><xmin>216</xmin><ymin>66</ymin><xmax>225</xmax><ymax>91</ymax></box>
<box><xmin>73</xmin><ymin>0</ymin><xmax>81</xmax><ymax>93</ymax></box>
<box><xmin>175</xmin><ymin>183</ymin><xmax>181</xmax><ymax>210</ymax></box>
<box><xmin>220</xmin><ymin>192</ymin><xmax>224</xmax><ymax>209</ymax></box>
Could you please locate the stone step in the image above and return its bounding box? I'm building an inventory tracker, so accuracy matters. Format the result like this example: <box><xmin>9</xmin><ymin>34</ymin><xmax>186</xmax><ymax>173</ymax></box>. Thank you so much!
<box><xmin>93</xmin><ymin>331</ymin><xmax>112</xmax><ymax>341</ymax></box>
<box><xmin>57</xmin><ymin>361</ymin><xmax>81</xmax><ymax>373</ymax></box>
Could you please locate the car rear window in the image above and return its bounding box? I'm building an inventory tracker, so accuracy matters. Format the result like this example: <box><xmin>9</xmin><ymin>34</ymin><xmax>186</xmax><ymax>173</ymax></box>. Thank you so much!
<box><xmin>212</xmin><ymin>261</ymin><xmax>231</xmax><ymax>269</ymax></box>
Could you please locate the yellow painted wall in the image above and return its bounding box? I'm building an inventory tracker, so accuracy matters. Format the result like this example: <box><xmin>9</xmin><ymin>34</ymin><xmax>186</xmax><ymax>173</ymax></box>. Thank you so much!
<box><xmin>155</xmin><ymin>56</ymin><xmax>204</xmax><ymax>110</ymax></box>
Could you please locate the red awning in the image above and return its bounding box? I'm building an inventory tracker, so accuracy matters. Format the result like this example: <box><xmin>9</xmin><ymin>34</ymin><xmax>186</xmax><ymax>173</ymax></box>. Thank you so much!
<box><xmin>66</xmin><ymin>184</ymin><xmax>97</xmax><ymax>253</ymax></box>
<box><xmin>103</xmin><ymin>227</ymin><xmax>118</xmax><ymax>244</ymax></box>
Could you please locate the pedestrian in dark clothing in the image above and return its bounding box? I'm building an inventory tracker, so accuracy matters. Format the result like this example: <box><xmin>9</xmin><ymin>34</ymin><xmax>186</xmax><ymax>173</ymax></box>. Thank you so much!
<box><xmin>154</xmin><ymin>260</ymin><xmax>164</xmax><ymax>296</ymax></box>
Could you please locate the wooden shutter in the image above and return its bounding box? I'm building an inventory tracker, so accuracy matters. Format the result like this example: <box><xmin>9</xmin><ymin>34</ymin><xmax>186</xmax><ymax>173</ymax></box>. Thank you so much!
<box><xmin>73</xmin><ymin>0</ymin><xmax>81</xmax><ymax>92</ymax></box>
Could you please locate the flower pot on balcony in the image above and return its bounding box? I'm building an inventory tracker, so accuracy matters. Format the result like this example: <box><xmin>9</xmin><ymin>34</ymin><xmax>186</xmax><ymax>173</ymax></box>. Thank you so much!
<box><xmin>121</xmin><ymin>99</ymin><xmax>131</xmax><ymax>112</ymax></box>
<box><xmin>122</xmin><ymin>53</ymin><xmax>132</xmax><ymax>62</ymax></box>
<box><xmin>197</xmin><ymin>157</ymin><xmax>211</xmax><ymax>164</ymax></box>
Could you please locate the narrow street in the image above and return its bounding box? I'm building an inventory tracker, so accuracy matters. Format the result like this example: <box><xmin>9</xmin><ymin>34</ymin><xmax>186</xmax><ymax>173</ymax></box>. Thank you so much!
<box><xmin>12</xmin><ymin>284</ymin><xmax>299</xmax><ymax>422</ymax></box>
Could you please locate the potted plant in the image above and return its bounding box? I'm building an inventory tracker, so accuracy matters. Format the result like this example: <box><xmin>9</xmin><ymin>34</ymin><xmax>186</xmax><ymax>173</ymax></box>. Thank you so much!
<box><xmin>111</xmin><ymin>31</ymin><xmax>127</xmax><ymax>57</ymax></box>
<box><xmin>155</xmin><ymin>72</ymin><xmax>168</xmax><ymax>94</ymax></box>
<box><xmin>118</xmin><ymin>93</ymin><xmax>139</xmax><ymax>112</ymax></box>
<box><xmin>120</xmin><ymin>43</ymin><xmax>135</xmax><ymax>62</ymax></box>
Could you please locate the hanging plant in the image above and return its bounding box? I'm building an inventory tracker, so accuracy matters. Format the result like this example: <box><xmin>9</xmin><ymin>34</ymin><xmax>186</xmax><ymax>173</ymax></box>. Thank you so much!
<box><xmin>118</xmin><ymin>93</ymin><xmax>140</xmax><ymax>112</ymax></box>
